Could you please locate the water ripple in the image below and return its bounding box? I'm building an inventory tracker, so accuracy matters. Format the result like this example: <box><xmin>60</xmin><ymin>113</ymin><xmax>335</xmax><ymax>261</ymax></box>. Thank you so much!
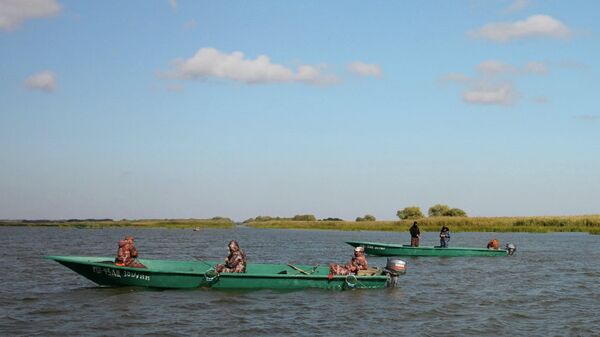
<box><xmin>1</xmin><ymin>228</ymin><xmax>598</xmax><ymax>337</ymax></box>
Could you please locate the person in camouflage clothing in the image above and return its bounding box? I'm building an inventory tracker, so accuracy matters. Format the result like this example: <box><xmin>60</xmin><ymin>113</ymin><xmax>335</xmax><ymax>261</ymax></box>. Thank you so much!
<box><xmin>115</xmin><ymin>236</ymin><xmax>145</xmax><ymax>268</ymax></box>
<box><xmin>487</xmin><ymin>238</ymin><xmax>500</xmax><ymax>250</ymax></box>
<box><xmin>329</xmin><ymin>246</ymin><xmax>369</xmax><ymax>275</ymax></box>
<box><xmin>215</xmin><ymin>240</ymin><xmax>246</xmax><ymax>273</ymax></box>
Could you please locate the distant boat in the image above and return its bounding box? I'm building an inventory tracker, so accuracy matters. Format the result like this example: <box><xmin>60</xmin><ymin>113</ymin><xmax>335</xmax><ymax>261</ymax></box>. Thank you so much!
<box><xmin>45</xmin><ymin>255</ymin><xmax>397</xmax><ymax>290</ymax></box>
<box><xmin>346</xmin><ymin>240</ymin><xmax>510</xmax><ymax>257</ymax></box>
<box><xmin>193</xmin><ymin>228</ymin><xmax>202</xmax><ymax>231</ymax></box>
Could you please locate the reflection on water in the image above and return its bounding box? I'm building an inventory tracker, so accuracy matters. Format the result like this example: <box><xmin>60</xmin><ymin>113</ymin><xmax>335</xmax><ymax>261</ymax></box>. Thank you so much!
<box><xmin>1</xmin><ymin>227</ymin><xmax>599</xmax><ymax>336</ymax></box>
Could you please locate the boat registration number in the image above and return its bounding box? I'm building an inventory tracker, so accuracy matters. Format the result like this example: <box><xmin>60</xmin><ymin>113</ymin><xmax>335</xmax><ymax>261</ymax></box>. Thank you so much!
<box><xmin>92</xmin><ymin>266</ymin><xmax>150</xmax><ymax>281</ymax></box>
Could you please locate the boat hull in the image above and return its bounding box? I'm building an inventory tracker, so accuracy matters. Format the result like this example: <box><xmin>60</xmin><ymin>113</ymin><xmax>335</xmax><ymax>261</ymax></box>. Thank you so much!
<box><xmin>46</xmin><ymin>256</ymin><xmax>390</xmax><ymax>290</ymax></box>
<box><xmin>346</xmin><ymin>241</ymin><xmax>508</xmax><ymax>257</ymax></box>
<box><xmin>53</xmin><ymin>258</ymin><xmax>205</xmax><ymax>288</ymax></box>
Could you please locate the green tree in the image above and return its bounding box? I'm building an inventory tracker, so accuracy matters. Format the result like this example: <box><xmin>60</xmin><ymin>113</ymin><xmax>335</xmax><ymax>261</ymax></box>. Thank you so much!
<box><xmin>428</xmin><ymin>204</ymin><xmax>467</xmax><ymax>217</ymax></box>
<box><xmin>211</xmin><ymin>216</ymin><xmax>234</xmax><ymax>223</ymax></box>
<box><xmin>356</xmin><ymin>214</ymin><xmax>376</xmax><ymax>222</ymax></box>
<box><xmin>428</xmin><ymin>204</ymin><xmax>450</xmax><ymax>217</ymax></box>
<box><xmin>397</xmin><ymin>207</ymin><xmax>424</xmax><ymax>220</ymax></box>
<box><xmin>254</xmin><ymin>216</ymin><xmax>275</xmax><ymax>222</ymax></box>
<box><xmin>364</xmin><ymin>214</ymin><xmax>376</xmax><ymax>221</ymax></box>
<box><xmin>292</xmin><ymin>214</ymin><xmax>317</xmax><ymax>221</ymax></box>
<box><xmin>445</xmin><ymin>208</ymin><xmax>467</xmax><ymax>217</ymax></box>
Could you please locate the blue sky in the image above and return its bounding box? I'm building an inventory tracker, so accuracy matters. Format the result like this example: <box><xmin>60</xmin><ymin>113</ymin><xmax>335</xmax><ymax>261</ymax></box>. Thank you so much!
<box><xmin>1</xmin><ymin>0</ymin><xmax>599</xmax><ymax>220</ymax></box>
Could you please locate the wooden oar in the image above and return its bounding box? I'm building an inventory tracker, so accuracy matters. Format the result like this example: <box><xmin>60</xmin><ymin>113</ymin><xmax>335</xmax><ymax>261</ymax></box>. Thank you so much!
<box><xmin>199</xmin><ymin>260</ymin><xmax>214</xmax><ymax>267</ymax></box>
<box><xmin>196</xmin><ymin>259</ymin><xmax>218</xmax><ymax>271</ymax></box>
<box><xmin>287</xmin><ymin>264</ymin><xmax>310</xmax><ymax>275</ymax></box>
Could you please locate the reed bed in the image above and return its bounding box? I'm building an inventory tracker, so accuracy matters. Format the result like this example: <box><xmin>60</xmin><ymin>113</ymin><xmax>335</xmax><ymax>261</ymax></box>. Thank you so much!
<box><xmin>247</xmin><ymin>215</ymin><xmax>600</xmax><ymax>234</ymax></box>
<box><xmin>0</xmin><ymin>218</ymin><xmax>235</xmax><ymax>229</ymax></box>
<box><xmin>4</xmin><ymin>215</ymin><xmax>600</xmax><ymax>233</ymax></box>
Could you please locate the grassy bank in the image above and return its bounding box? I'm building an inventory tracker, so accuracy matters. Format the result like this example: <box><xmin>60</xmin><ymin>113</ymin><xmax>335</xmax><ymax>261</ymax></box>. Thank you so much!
<box><xmin>247</xmin><ymin>215</ymin><xmax>600</xmax><ymax>234</ymax></box>
<box><xmin>0</xmin><ymin>218</ymin><xmax>235</xmax><ymax>229</ymax></box>
<box><xmin>4</xmin><ymin>215</ymin><xmax>600</xmax><ymax>233</ymax></box>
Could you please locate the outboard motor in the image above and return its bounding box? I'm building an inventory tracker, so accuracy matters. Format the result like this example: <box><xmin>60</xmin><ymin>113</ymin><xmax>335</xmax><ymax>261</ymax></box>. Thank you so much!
<box><xmin>506</xmin><ymin>243</ymin><xmax>516</xmax><ymax>256</ymax></box>
<box><xmin>384</xmin><ymin>258</ymin><xmax>406</xmax><ymax>287</ymax></box>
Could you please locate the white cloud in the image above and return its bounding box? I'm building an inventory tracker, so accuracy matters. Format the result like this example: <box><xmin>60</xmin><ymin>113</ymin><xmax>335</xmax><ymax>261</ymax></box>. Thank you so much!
<box><xmin>524</xmin><ymin>61</ymin><xmax>548</xmax><ymax>74</ymax></box>
<box><xmin>183</xmin><ymin>19</ymin><xmax>197</xmax><ymax>30</ymax></box>
<box><xmin>560</xmin><ymin>60</ymin><xmax>591</xmax><ymax>71</ymax></box>
<box><xmin>439</xmin><ymin>72</ymin><xmax>472</xmax><ymax>84</ymax></box>
<box><xmin>168</xmin><ymin>0</ymin><xmax>176</xmax><ymax>10</ymax></box>
<box><xmin>470</xmin><ymin>14</ymin><xmax>571</xmax><ymax>42</ymax></box>
<box><xmin>166</xmin><ymin>83</ymin><xmax>184</xmax><ymax>93</ymax></box>
<box><xmin>164</xmin><ymin>47</ymin><xmax>339</xmax><ymax>85</ymax></box>
<box><xmin>0</xmin><ymin>0</ymin><xmax>61</xmax><ymax>31</ymax></box>
<box><xmin>476</xmin><ymin>60</ymin><xmax>547</xmax><ymax>75</ymax></box>
<box><xmin>24</xmin><ymin>70</ymin><xmax>57</xmax><ymax>92</ymax></box>
<box><xmin>443</xmin><ymin>60</ymin><xmax>549</xmax><ymax>106</ymax></box>
<box><xmin>462</xmin><ymin>84</ymin><xmax>519</xmax><ymax>105</ymax></box>
<box><xmin>502</xmin><ymin>0</ymin><xmax>531</xmax><ymax>14</ymax></box>
<box><xmin>347</xmin><ymin>61</ymin><xmax>382</xmax><ymax>78</ymax></box>
<box><xmin>477</xmin><ymin>60</ymin><xmax>517</xmax><ymax>75</ymax></box>
<box><xmin>573</xmin><ymin>115</ymin><xmax>600</xmax><ymax>122</ymax></box>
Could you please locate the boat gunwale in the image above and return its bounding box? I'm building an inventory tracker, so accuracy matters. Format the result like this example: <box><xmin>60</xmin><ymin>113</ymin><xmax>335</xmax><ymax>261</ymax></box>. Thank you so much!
<box><xmin>45</xmin><ymin>255</ymin><xmax>389</xmax><ymax>281</ymax></box>
<box><xmin>346</xmin><ymin>240</ymin><xmax>508</xmax><ymax>253</ymax></box>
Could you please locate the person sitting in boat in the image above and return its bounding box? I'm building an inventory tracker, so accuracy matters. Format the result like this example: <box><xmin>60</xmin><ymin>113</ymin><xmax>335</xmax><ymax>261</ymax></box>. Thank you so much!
<box><xmin>329</xmin><ymin>246</ymin><xmax>369</xmax><ymax>275</ymax></box>
<box><xmin>215</xmin><ymin>240</ymin><xmax>246</xmax><ymax>273</ymax></box>
<box><xmin>486</xmin><ymin>239</ymin><xmax>500</xmax><ymax>250</ymax></box>
<box><xmin>409</xmin><ymin>221</ymin><xmax>421</xmax><ymax>247</ymax></box>
<box><xmin>115</xmin><ymin>236</ymin><xmax>145</xmax><ymax>268</ymax></box>
<box><xmin>439</xmin><ymin>226</ymin><xmax>450</xmax><ymax>248</ymax></box>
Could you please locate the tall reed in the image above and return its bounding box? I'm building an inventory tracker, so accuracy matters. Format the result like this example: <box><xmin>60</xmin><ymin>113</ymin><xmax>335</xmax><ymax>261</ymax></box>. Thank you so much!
<box><xmin>0</xmin><ymin>218</ymin><xmax>235</xmax><ymax>229</ymax></box>
<box><xmin>247</xmin><ymin>215</ymin><xmax>600</xmax><ymax>234</ymax></box>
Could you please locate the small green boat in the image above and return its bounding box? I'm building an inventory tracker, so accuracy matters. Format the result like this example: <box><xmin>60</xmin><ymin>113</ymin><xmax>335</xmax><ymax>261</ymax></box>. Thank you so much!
<box><xmin>46</xmin><ymin>256</ymin><xmax>393</xmax><ymax>290</ymax></box>
<box><xmin>346</xmin><ymin>241</ymin><xmax>511</xmax><ymax>257</ymax></box>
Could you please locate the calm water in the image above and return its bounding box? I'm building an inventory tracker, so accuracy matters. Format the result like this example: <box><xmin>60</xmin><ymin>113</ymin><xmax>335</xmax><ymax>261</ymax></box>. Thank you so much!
<box><xmin>1</xmin><ymin>227</ymin><xmax>599</xmax><ymax>336</ymax></box>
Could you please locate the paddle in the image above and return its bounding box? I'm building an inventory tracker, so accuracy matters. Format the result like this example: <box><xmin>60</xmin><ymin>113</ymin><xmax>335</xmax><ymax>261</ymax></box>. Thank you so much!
<box><xmin>287</xmin><ymin>264</ymin><xmax>320</xmax><ymax>275</ymax></box>
<box><xmin>199</xmin><ymin>260</ymin><xmax>216</xmax><ymax>269</ymax></box>
<box><xmin>195</xmin><ymin>258</ymin><xmax>219</xmax><ymax>272</ymax></box>
<box><xmin>287</xmin><ymin>264</ymin><xmax>310</xmax><ymax>275</ymax></box>
<box><xmin>196</xmin><ymin>260</ymin><xmax>221</xmax><ymax>282</ymax></box>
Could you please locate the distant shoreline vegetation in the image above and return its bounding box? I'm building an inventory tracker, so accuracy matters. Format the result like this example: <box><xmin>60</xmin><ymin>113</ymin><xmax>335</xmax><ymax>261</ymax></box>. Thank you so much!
<box><xmin>2</xmin><ymin>215</ymin><xmax>600</xmax><ymax>234</ymax></box>
<box><xmin>0</xmin><ymin>217</ymin><xmax>235</xmax><ymax>229</ymax></box>
<box><xmin>245</xmin><ymin>215</ymin><xmax>600</xmax><ymax>235</ymax></box>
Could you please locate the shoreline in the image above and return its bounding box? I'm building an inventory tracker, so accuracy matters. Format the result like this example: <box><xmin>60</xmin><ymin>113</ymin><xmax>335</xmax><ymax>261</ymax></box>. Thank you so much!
<box><xmin>0</xmin><ymin>219</ymin><xmax>235</xmax><ymax>229</ymax></box>
<box><xmin>1</xmin><ymin>215</ymin><xmax>599</xmax><ymax>234</ymax></box>
<box><xmin>245</xmin><ymin>215</ymin><xmax>600</xmax><ymax>235</ymax></box>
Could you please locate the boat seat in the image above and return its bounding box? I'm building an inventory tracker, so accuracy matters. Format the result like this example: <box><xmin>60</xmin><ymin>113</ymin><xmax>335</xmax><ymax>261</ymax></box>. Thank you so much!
<box><xmin>357</xmin><ymin>267</ymin><xmax>381</xmax><ymax>276</ymax></box>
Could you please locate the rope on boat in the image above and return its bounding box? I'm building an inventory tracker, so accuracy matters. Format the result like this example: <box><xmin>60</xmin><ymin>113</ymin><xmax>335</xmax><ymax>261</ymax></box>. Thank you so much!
<box><xmin>343</xmin><ymin>274</ymin><xmax>373</xmax><ymax>289</ymax></box>
<box><xmin>204</xmin><ymin>269</ymin><xmax>219</xmax><ymax>283</ymax></box>
<box><xmin>345</xmin><ymin>275</ymin><xmax>358</xmax><ymax>288</ymax></box>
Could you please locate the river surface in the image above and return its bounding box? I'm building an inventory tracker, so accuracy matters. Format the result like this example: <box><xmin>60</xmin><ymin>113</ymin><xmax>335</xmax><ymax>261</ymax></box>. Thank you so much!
<box><xmin>1</xmin><ymin>227</ymin><xmax>599</xmax><ymax>336</ymax></box>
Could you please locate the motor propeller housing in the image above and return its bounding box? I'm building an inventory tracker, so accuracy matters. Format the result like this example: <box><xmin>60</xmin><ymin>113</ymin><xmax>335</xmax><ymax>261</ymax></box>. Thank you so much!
<box><xmin>506</xmin><ymin>243</ymin><xmax>516</xmax><ymax>255</ymax></box>
<box><xmin>383</xmin><ymin>258</ymin><xmax>407</xmax><ymax>287</ymax></box>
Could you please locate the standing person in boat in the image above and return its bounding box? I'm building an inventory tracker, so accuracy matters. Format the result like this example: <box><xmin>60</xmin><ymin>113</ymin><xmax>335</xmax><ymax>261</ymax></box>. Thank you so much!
<box><xmin>329</xmin><ymin>246</ymin><xmax>369</xmax><ymax>275</ymax></box>
<box><xmin>115</xmin><ymin>235</ymin><xmax>145</xmax><ymax>268</ymax></box>
<box><xmin>487</xmin><ymin>239</ymin><xmax>500</xmax><ymax>249</ymax></box>
<box><xmin>409</xmin><ymin>221</ymin><xmax>421</xmax><ymax>247</ymax></box>
<box><xmin>439</xmin><ymin>226</ymin><xmax>450</xmax><ymax>248</ymax></box>
<box><xmin>215</xmin><ymin>240</ymin><xmax>246</xmax><ymax>273</ymax></box>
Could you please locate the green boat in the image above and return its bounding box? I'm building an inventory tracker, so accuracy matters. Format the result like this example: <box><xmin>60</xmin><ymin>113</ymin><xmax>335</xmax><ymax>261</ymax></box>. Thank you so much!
<box><xmin>346</xmin><ymin>241</ymin><xmax>511</xmax><ymax>257</ymax></box>
<box><xmin>46</xmin><ymin>255</ymin><xmax>394</xmax><ymax>290</ymax></box>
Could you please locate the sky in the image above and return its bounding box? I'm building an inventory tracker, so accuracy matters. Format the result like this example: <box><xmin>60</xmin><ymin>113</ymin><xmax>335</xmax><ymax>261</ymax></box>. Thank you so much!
<box><xmin>1</xmin><ymin>0</ymin><xmax>599</xmax><ymax>221</ymax></box>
